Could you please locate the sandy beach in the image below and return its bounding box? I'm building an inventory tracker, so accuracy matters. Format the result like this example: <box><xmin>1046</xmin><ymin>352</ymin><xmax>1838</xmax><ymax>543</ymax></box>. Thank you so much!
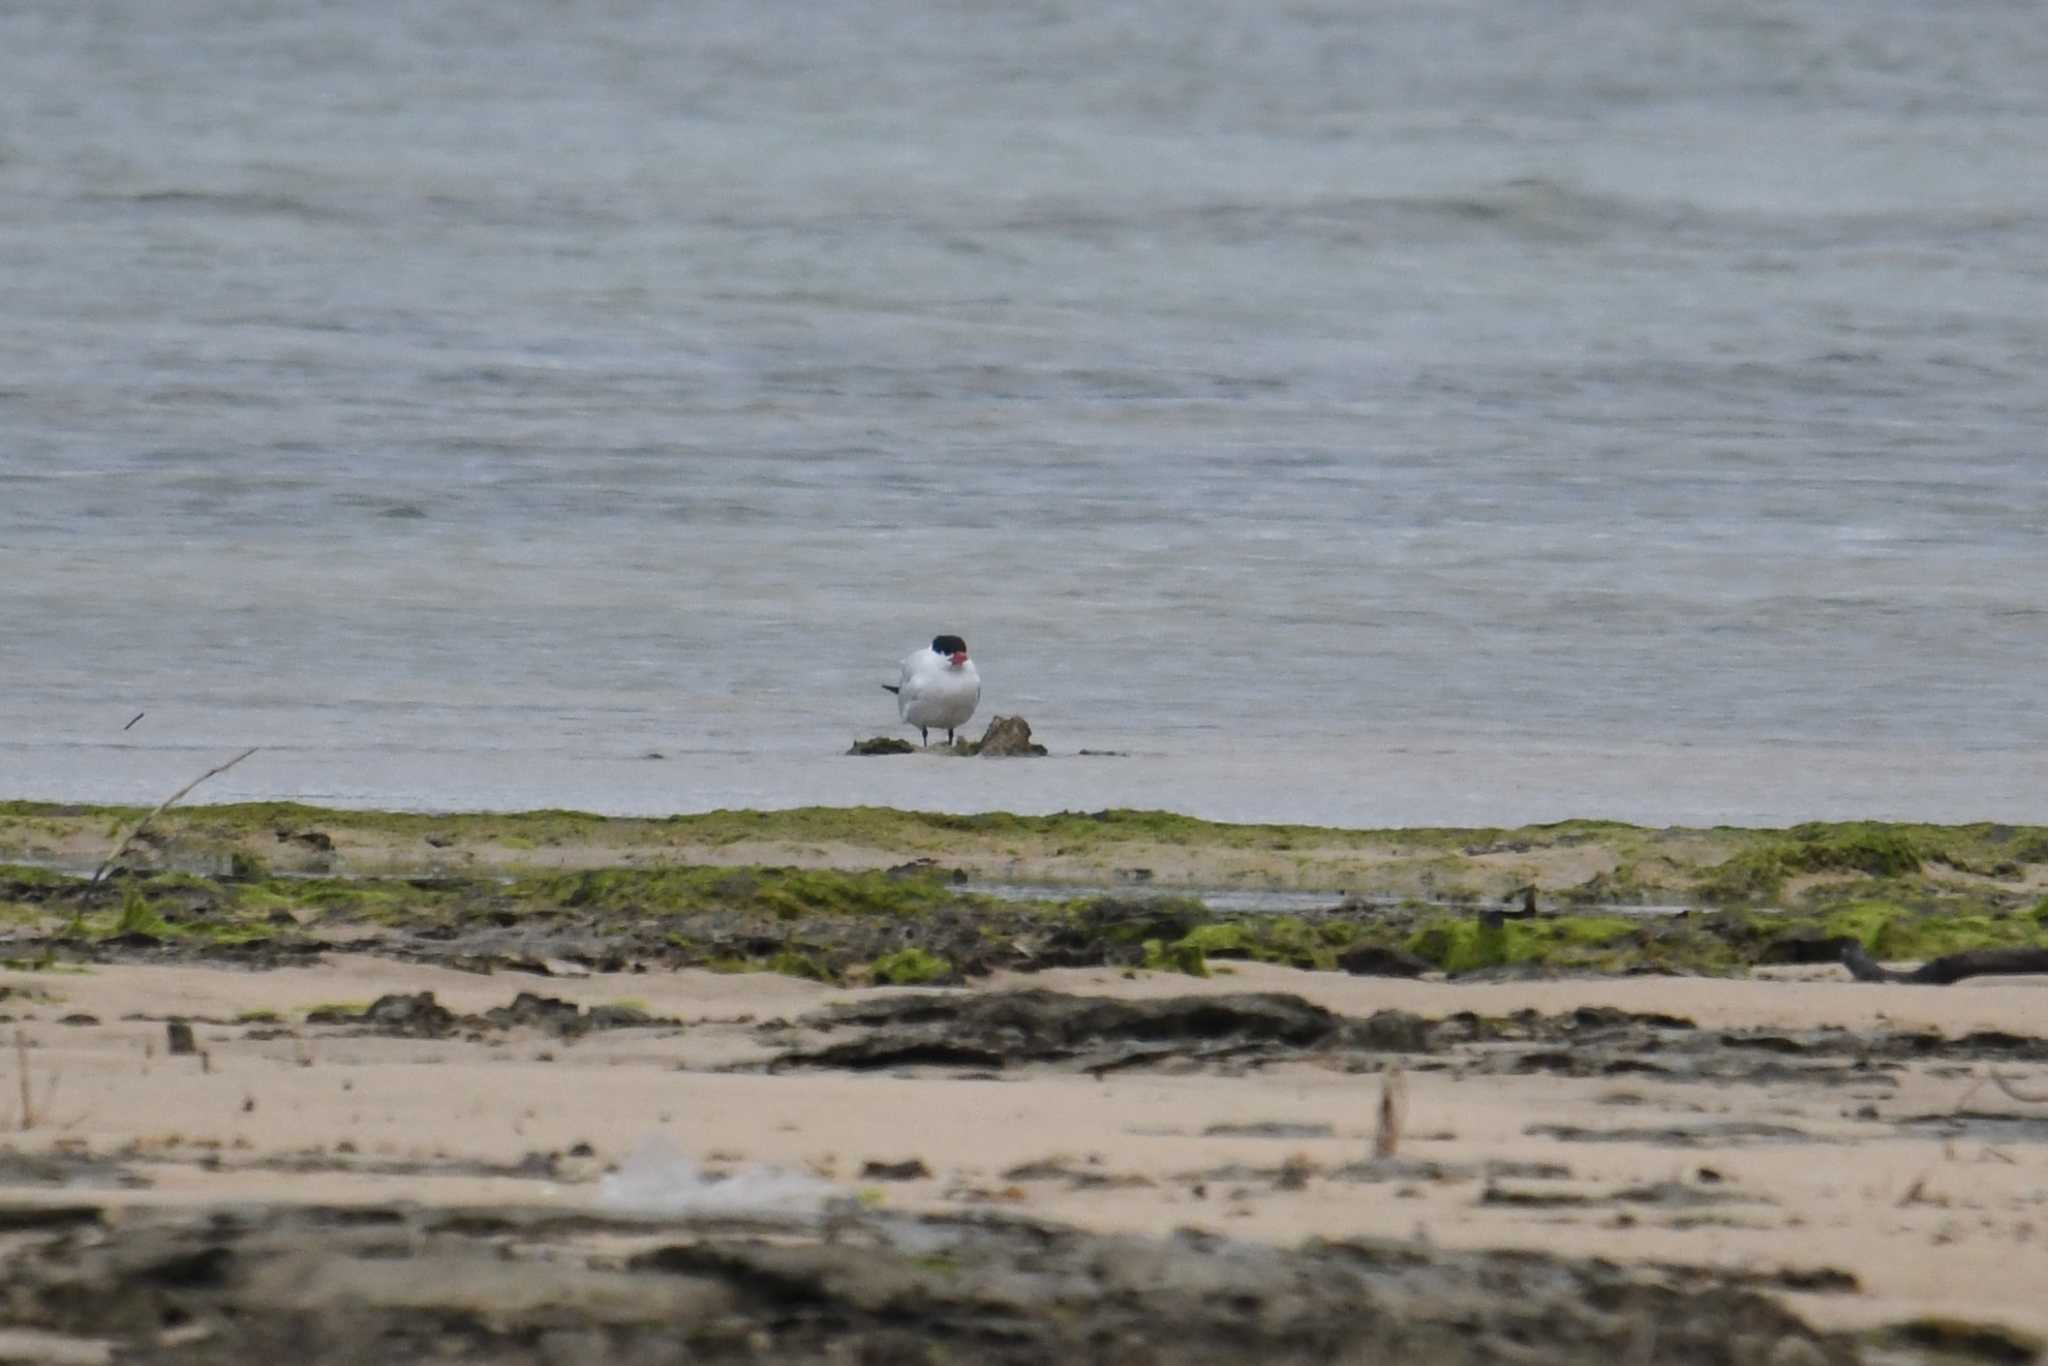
<box><xmin>4</xmin><ymin>805</ymin><xmax>2048</xmax><ymax>1362</ymax></box>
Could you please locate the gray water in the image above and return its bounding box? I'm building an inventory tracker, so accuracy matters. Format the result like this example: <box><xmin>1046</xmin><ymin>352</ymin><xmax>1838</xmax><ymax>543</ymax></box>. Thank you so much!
<box><xmin>4</xmin><ymin>0</ymin><xmax>2046</xmax><ymax>827</ymax></box>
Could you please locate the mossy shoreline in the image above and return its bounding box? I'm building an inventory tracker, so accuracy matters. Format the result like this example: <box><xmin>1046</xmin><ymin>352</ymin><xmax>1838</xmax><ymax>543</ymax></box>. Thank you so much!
<box><xmin>5</xmin><ymin>799</ymin><xmax>2045</xmax><ymax>901</ymax></box>
<box><xmin>2</xmin><ymin>801</ymin><xmax>2044</xmax><ymax>985</ymax></box>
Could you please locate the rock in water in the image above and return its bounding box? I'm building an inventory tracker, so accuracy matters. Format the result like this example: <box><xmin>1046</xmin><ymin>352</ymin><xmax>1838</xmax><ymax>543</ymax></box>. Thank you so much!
<box><xmin>968</xmin><ymin>715</ymin><xmax>1047</xmax><ymax>757</ymax></box>
<box><xmin>850</xmin><ymin>716</ymin><xmax>1045</xmax><ymax>756</ymax></box>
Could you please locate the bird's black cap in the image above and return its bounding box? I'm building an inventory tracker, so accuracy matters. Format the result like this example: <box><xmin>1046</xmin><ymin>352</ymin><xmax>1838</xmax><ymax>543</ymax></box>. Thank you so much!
<box><xmin>931</xmin><ymin>635</ymin><xmax>968</xmax><ymax>656</ymax></box>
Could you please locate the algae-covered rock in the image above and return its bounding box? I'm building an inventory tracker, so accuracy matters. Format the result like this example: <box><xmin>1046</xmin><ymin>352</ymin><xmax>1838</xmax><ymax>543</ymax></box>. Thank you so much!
<box><xmin>0</xmin><ymin>1199</ymin><xmax>1858</xmax><ymax>1365</ymax></box>
<box><xmin>965</xmin><ymin>715</ymin><xmax>1047</xmax><ymax>757</ymax></box>
<box><xmin>790</xmin><ymin>989</ymin><xmax>1347</xmax><ymax>1072</ymax></box>
<box><xmin>870</xmin><ymin>947</ymin><xmax>954</xmax><ymax>985</ymax></box>
<box><xmin>309</xmin><ymin>991</ymin><xmax>457</xmax><ymax>1037</ymax></box>
<box><xmin>848</xmin><ymin>736</ymin><xmax>916</xmax><ymax>755</ymax></box>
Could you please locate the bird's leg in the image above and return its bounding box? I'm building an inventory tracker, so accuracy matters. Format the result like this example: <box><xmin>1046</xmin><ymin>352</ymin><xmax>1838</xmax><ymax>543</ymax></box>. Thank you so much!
<box><xmin>920</xmin><ymin>727</ymin><xmax>929</xmax><ymax>747</ymax></box>
<box><xmin>947</xmin><ymin>728</ymin><xmax>956</xmax><ymax>745</ymax></box>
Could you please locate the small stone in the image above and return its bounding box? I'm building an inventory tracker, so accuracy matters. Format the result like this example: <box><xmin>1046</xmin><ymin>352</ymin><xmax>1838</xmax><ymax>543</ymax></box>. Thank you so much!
<box><xmin>166</xmin><ymin>1021</ymin><xmax>197</xmax><ymax>1055</ymax></box>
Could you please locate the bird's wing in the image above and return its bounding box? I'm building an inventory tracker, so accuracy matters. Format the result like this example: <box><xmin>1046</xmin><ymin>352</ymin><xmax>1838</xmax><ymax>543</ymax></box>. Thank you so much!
<box><xmin>896</xmin><ymin>651</ymin><xmax>931</xmax><ymax>697</ymax></box>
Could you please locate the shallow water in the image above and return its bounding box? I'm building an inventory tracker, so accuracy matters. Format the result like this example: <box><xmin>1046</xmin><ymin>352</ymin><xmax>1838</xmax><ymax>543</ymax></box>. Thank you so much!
<box><xmin>4</xmin><ymin>0</ymin><xmax>2045</xmax><ymax>825</ymax></box>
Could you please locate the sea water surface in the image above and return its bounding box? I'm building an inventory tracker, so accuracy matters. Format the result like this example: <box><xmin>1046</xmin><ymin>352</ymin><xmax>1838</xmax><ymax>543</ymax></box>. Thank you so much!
<box><xmin>3</xmin><ymin>0</ymin><xmax>2046</xmax><ymax>827</ymax></box>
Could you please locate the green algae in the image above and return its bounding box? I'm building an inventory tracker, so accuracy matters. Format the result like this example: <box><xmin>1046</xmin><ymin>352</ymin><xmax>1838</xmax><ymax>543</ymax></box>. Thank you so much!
<box><xmin>303</xmin><ymin>1001</ymin><xmax>371</xmax><ymax>1019</ymax></box>
<box><xmin>1402</xmin><ymin>914</ymin><xmax>1639</xmax><ymax>975</ymax></box>
<box><xmin>3</xmin><ymin>802</ymin><xmax>2047</xmax><ymax>984</ymax></box>
<box><xmin>870</xmin><ymin>948</ymin><xmax>952</xmax><ymax>985</ymax></box>
<box><xmin>115</xmin><ymin>884</ymin><xmax>172</xmax><ymax>938</ymax></box>
<box><xmin>1140</xmin><ymin>938</ymin><xmax>1211</xmax><ymax>977</ymax></box>
<box><xmin>1741</xmin><ymin>897</ymin><xmax>2048</xmax><ymax>963</ymax></box>
<box><xmin>765</xmin><ymin>950</ymin><xmax>831</xmax><ymax>982</ymax></box>
<box><xmin>1696</xmin><ymin>826</ymin><xmax>1922</xmax><ymax>903</ymax></box>
<box><xmin>6</xmin><ymin>801</ymin><xmax>2047</xmax><ymax>917</ymax></box>
<box><xmin>1173</xmin><ymin>918</ymin><xmax>1339</xmax><ymax>971</ymax></box>
<box><xmin>512</xmin><ymin>866</ymin><xmax>988</xmax><ymax>921</ymax></box>
<box><xmin>227</xmin><ymin>851</ymin><xmax>271</xmax><ymax>880</ymax></box>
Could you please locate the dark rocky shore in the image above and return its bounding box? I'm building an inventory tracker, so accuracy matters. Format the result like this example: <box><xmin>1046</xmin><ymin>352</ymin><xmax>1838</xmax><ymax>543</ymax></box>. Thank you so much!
<box><xmin>0</xmin><ymin>1200</ymin><xmax>1864</xmax><ymax>1366</ymax></box>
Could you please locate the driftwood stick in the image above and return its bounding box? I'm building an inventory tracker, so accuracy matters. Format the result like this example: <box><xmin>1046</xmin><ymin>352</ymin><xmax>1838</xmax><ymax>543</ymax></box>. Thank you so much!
<box><xmin>1840</xmin><ymin>941</ymin><xmax>2048</xmax><ymax>986</ymax></box>
<box><xmin>90</xmin><ymin>748</ymin><xmax>258</xmax><ymax>886</ymax></box>
<box><xmin>1373</xmin><ymin>1065</ymin><xmax>1407</xmax><ymax>1160</ymax></box>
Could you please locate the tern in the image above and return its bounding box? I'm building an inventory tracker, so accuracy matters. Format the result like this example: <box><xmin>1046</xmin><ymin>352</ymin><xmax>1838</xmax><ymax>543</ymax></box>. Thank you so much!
<box><xmin>882</xmin><ymin>634</ymin><xmax>981</xmax><ymax>747</ymax></box>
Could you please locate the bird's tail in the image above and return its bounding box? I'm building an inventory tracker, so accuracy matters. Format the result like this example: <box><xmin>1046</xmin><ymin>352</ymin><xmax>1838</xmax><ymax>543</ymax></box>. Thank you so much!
<box><xmin>880</xmin><ymin>684</ymin><xmax>900</xmax><ymax>694</ymax></box>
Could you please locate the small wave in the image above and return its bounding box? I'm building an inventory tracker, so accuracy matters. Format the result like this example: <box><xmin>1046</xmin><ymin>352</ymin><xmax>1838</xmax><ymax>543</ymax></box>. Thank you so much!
<box><xmin>89</xmin><ymin>187</ymin><xmax>351</xmax><ymax>223</ymax></box>
<box><xmin>1003</xmin><ymin>177</ymin><xmax>1700</xmax><ymax>248</ymax></box>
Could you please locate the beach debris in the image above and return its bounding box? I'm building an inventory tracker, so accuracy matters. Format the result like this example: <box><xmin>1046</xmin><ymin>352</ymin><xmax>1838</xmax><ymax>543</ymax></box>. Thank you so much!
<box><xmin>90</xmin><ymin>747</ymin><xmax>259</xmax><ymax>885</ymax></box>
<box><xmin>847</xmin><ymin>736</ymin><xmax>916</xmax><ymax>755</ymax></box>
<box><xmin>1524</xmin><ymin>1120</ymin><xmax>1817</xmax><ymax>1147</ymax></box>
<box><xmin>1203</xmin><ymin>1121</ymin><xmax>1335</xmax><ymax>1140</ymax></box>
<box><xmin>1840</xmin><ymin>941</ymin><xmax>2048</xmax><ymax>986</ymax></box>
<box><xmin>1375</xmin><ymin>1066</ymin><xmax>1408</xmax><ymax>1159</ymax></box>
<box><xmin>600</xmin><ymin>1136</ymin><xmax>842</xmax><ymax>1217</ymax></box>
<box><xmin>164</xmin><ymin>1021</ymin><xmax>197</xmax><ymax>1056</ymax></box>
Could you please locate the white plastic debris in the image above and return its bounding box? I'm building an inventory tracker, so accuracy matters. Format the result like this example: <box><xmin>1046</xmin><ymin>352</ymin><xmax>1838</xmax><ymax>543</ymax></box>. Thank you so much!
<box><xmin>597</xmin><ymin>1136</ymin><xmax>842</xmax><ymax>1217</ymax></box>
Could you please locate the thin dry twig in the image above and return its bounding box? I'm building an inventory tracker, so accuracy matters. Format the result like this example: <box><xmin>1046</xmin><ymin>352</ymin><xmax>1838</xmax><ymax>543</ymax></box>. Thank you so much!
<box><xmin>13</xmin><ymin>1030</ymin><xmax>31</xmax><ymax>1131</ymax></box>
<box><xmin>91</xmin><ymin>747</ymin><xmax>258</xmax><ymax>886</ymax></box>
<box><xmin>1374</xmin><ymin>1065</ymin><xmax>1408</xmax><ymax>1160</ymax></box>
<box><xmin>7</xmin><ymin>1031</ymin><xmax>84</xmax><ymax>1133</ymax></box>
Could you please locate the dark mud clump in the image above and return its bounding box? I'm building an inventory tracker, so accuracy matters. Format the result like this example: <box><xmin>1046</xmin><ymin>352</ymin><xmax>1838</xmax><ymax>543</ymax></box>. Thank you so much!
<box><xmin>771</xmin><ymin>988</ymin><xmax>1392</xmax><ymax>1074</ymax></box>
<box><xmin>305</xmin><ymin>991</ymin><xmax>677</xmax><ymax>1040</ymax></box>
<box><xmin>756</xmin><ymin>987</ymin><xmax>2048</xmax><ymax>1086</ymax></box>
<box><xmin>0</xmin><ymin>1200</ymin><xmax>1863</xmax><ymax>1366</ymax></box>
<box><xmin>306</xmin><ymin>991</ymin><xmax>456</xmax><ymax>1036</ymax></box>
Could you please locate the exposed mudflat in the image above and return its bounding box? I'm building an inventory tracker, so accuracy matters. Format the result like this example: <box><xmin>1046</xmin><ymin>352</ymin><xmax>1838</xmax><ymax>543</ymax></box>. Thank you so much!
<box><xmin>2</xmin><ymin>957</ymin><xmax>2047</xmax><ymax>1361</ymax></box>
<box><xmin>0</xmin><ymin>1200</ymin><xmax>1856</xmax><ymax>1366</ymax></box>
<box><xmin>4</xmin><ymin>803</ymin><xmax>2048</xmax><ymax>1361</ymax></box>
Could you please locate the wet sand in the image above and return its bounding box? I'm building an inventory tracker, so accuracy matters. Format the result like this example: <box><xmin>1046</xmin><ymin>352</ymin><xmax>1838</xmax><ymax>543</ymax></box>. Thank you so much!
<box><xmin>5</xmin><ymin>949</ymin><xmax>2047</xmax><ymax>1362</ymax></box>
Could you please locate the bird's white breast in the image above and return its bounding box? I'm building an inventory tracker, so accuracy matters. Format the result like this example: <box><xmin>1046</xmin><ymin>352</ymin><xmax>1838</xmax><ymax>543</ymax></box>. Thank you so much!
<box><xmin>897</xmin><ymin>651</ymin><xmax>981</xmax><ymax>729</ymax></box>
